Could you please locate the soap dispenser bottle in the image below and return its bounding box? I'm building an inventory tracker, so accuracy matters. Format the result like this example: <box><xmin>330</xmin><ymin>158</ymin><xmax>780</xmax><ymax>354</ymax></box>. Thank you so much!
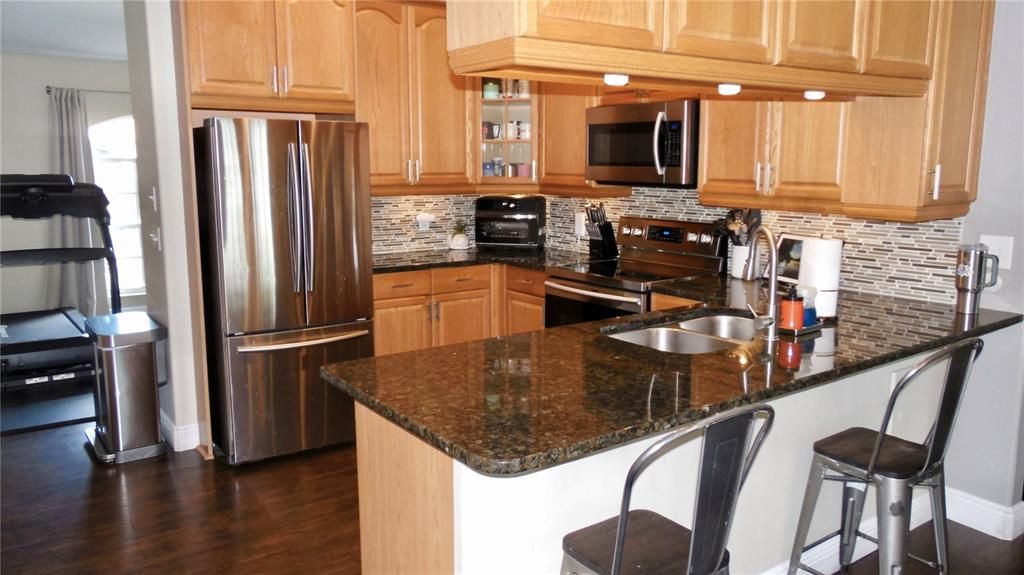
<box><xmin>780</xmin><ymin>285</ymin><xmax>804</xmax><ymax>331</ymax></box>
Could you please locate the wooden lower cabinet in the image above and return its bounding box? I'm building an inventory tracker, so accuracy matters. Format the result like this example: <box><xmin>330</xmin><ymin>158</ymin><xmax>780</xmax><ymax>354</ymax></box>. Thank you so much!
<box><xmin>506</xmin><ymin>291</ymin><xmax>545</xmax><ymax>335</ymax></box>
<box><xmin>373</xmin><ymin>295</ymin><xmax>432</xmax><ymax>356</ymax></box>
<box><xmin>433</xmin><ymin>289</ymin><xmax>491</xmax><ymax>346</ymax></box>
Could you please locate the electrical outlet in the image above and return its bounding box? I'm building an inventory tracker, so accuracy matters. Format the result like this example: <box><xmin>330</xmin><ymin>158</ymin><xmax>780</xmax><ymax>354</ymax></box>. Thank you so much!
<box><xmin>979</xmin><ymin>234</ymin><xmax>1013</xmax><ymax>270</ymax></box>
<box><xmin>575</xmin><ymin>212</ymin><xmax>587</xmax><ymax>237</ymax></box>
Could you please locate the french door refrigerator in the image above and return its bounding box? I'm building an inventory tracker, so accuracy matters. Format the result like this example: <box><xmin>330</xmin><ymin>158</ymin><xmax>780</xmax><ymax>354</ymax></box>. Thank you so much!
<box><xmin>195</xmin><ymin>118</ymin><xmax>373</xmax><ymax>464</ymax></box>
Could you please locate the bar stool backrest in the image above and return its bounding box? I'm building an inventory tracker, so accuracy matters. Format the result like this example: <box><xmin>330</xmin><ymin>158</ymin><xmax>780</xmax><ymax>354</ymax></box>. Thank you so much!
<box><xmin>868</xmin><ymin>338</ymin><xmax>985</xmax><ymax>477</ymax></box>
<box><xmin>610</xmin><ymin>404</ymin><xmax>775</xmax><ymax>575</ymax></box>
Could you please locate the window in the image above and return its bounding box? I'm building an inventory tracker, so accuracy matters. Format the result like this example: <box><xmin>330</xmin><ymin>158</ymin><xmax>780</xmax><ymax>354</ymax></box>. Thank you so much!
<box><xmin>89</xmin><ymin>115</ymin><xmax>145</xmax><ymax>295</ymax></box>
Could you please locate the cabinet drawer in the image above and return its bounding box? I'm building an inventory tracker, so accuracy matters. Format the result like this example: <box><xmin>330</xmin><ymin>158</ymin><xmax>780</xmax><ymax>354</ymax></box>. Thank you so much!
<box><xmin>431</xmin><ymin>265</ymin><xmax>491</xmax><ymax>294</ymax></box>
<box><xmin>373</xmin><ymin>270</ymin><xmax>431</xmax><ymax>299</ymax></box>
<box><xmin>506</xmin><ymin>266</ymin><xmax>546</xmax><ymax>298</ymax></box>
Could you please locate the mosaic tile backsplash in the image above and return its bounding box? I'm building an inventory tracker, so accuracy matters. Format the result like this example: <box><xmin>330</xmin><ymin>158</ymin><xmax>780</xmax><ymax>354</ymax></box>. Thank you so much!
<box><xmin>371</xmin><ymin>188</ymin><xmax>963</xmax><ymax>304</ymax></box>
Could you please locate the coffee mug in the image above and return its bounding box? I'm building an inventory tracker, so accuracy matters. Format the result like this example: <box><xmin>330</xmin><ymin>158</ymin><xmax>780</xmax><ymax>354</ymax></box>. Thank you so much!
<box><xmin>482</xmin><ymin>162</ymin><xmax>494</xmax><ymax>177</ymax></box>
<box><xmin>516</xmin><ymin>162</ymin><xmax>531</xmax><ymax>178</ymax></box>
<box><xmin>491</xmin><ymin>124</ymin><xmax>502</xmax><ymax>139</ymax></box>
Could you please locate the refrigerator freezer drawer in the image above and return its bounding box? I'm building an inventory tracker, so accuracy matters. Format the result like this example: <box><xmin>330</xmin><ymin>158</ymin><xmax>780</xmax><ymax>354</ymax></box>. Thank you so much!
<box><xmin>215</xmin><ymin>321</ymin><xmax>373</xmax><ymax>464</ymax></box>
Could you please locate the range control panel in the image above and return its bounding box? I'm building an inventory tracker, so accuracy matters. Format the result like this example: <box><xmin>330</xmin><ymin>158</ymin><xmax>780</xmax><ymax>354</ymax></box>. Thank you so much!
<box><xmin>617</xmin><ymin>216</ymin><xmax>725</xmax><ymax>258</ymax></box>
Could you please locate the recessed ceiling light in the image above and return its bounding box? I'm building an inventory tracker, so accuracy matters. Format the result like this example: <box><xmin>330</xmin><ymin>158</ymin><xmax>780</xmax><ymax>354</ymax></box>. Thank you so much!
<box><xmin>717</xmin><ymin>83</ymin><xmax>742</xmax><ymax>96</ymax></box>
<box><xmin>803</xmin><ymin>90</ymin><xmax>827</xmax><ymax>101</ymax></box>
<box><xmin>603</xmin><ymin>73</ymin><xmax>630</xmax><ymax>87</ymax></box>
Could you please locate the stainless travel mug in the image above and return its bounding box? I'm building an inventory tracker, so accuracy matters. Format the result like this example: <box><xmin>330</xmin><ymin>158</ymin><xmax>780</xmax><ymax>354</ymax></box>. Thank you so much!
<box><xmin>955</xmin><ymin>243</ymin><xmax>999</xmax><ymax>314</ymax></box>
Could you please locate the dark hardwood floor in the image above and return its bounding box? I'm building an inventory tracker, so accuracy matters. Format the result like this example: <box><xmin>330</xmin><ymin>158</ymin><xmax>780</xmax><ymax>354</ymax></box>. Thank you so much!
<box><xmin>1</xmin><ymin>423</ymin><xmax>360</xmax><ymax>574</ymax></box>
<box><xmin>2</xmin><ymin>422</ymin><xmax>1022</xmax><ymax>574</ymax></box>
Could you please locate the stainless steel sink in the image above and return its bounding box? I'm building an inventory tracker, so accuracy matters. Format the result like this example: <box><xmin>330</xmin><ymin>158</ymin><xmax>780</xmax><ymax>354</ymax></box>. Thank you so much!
<box><xmin>608</xmin><ymin>314</ymin><xmax>757</xmax><ymax>355</ymax></box>
<box><xmin>674</xmin><ymin>315</ymin><xmax>757</xmax><ymax>341</ymax></box>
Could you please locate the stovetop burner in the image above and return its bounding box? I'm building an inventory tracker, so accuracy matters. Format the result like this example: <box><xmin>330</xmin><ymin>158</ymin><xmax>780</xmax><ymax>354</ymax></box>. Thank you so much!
<box><xmin>546</xmin><ymin>216</ymin><xmax>728</xmax><ymax>293</ymax></box>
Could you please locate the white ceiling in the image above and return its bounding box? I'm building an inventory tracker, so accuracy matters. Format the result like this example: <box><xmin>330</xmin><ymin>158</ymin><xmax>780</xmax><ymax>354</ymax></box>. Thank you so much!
<box><xmin>1</xmin><ymin>0</ymin><xmax>127</xmax><ymax>61</ymax></box>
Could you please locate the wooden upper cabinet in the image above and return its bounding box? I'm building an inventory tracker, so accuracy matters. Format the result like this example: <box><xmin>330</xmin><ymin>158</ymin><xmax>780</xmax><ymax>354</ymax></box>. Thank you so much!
<box><xmin>771</xmin><ymin>102</ymin><xmax>846</xmax><ymax>206</ymax></box>
<box><xmin>776</xmin><ymin>0</ymin><xmax>864</xmax><ymax>72</ymax></box>
<box><xmin>185</xmin><ymin>1</ymin><xmax>278</xmax><ymax>98</ymax></box>
<box><xmin>862</xmin><ymin>0</ymin><xmax>937</xmax><ymax>78</ymax></box>
<box><xmin>698</xmin><ymin>100</ymin><xmax>766</xmax><ymax>200</ymax></box>
<box><xmin>538</xmin><ymin>83</ymin><xmax>597</xmax><ymax>189</ymax></box>
<box><xmin>663</xmin><ymin>0</ymin><xmax>775</xmax><ymax>63</ymax></box>
<box><xmin>276</xmin><ymin>0</ymin><xmax>356</xmax><ymax>101</ymax></box>
<box><xmin>183</xmin><ymin>0</ymin><xmax>355</xmax><ymax>112</ymax></box>
<box><xmin>355</xmin><ymin>2</ymin><xmax>410</xmax><ymax>188</ymax></box>
<box><xmin>409</xmin><ymin>5</ymin><xmax>473</xmax><ymax>187</ymax></box>
<box><xmin>530</xmin><ymin>0</ymin><xmax>664</xmax><ymax>51</ymax></box>
<box><xmin>920</xmin><ymin>0</ymin><xmax>990</xmax><ymax>209</ymax></box>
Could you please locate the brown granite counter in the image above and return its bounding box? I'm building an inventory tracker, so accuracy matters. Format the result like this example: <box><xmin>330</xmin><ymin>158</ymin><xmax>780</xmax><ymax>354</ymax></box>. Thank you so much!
<box><xmin>322</xmin><ymin>278</ymin><xmax>1022</xmax><ymax>476</ymax></box>
<box><xmin>373</xmin><ymin>247</ymin><xmax>585</xmax><ymax>274</ymax></box>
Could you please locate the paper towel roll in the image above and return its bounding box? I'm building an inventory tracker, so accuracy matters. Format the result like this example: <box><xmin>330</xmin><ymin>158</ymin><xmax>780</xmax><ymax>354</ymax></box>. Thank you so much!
<box><xmin>798</xmin><ymin>238</ymin><xmax>843</xmax><ymax>291</ymax></box>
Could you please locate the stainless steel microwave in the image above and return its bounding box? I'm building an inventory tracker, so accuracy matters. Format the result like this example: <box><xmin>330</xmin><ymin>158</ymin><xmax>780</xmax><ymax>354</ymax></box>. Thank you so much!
<box><xmin>585</xmin><ymin>100</ymin><xmax>699</xmax><ymax>188</ymax></box>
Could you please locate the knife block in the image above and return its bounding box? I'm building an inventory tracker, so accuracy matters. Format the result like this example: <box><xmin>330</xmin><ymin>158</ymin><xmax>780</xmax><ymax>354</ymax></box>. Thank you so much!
<box><xmin>588</xmin><ymin>222</ymin><xmax>618</xmax><ymax>259</ymax></box>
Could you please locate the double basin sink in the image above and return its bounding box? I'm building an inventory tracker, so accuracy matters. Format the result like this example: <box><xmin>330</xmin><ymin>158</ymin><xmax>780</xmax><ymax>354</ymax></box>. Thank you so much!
<box><xmin>609</xmin><ymin>314</ymin><xmax>758</xmax><ymax>354</ymax></box>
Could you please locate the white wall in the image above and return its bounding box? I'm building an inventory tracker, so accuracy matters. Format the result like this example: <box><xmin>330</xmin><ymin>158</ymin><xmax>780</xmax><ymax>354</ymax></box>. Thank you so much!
<box><xmin>0</xmin><ymin>52</ymin><xmax>131</xmax><ymax>313</ymax></box>
<box><xmin>955</xmin><ymin>0</ymin><xmax>1024</xmax><ymax>514</ymax></box>
<box><xmin>123</xmin><ymin>0</ymin><xmax>202</xmax><ymax>450</ymax></box>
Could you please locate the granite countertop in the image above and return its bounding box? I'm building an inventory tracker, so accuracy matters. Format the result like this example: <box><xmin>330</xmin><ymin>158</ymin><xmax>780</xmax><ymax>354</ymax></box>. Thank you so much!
<box><xmin>373</xmin><ymin>247</ymin><xmax>586</xmax><ymax>274</ymax></box>
<box><xmin>323</xmin><ymin>277</ymin><xmax>1022</xmax><ymax>477</ymax></box>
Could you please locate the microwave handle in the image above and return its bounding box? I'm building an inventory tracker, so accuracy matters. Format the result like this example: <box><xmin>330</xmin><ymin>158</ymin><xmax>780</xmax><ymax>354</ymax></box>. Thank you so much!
<box><xmin>652</xmin><ymin>110</ymin><xmax>666</xmax><ymax>176</ymax></box>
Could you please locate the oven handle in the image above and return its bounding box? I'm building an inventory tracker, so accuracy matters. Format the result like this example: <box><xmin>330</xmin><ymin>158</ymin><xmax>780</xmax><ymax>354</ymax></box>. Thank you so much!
<box><xmin>544</xmin><ymin>280</ymin><xmax>643</xmax><ymax>306</ymax></box>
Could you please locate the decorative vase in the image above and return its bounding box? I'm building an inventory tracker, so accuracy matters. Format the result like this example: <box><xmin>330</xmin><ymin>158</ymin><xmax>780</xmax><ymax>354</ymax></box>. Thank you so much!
<box><xmin>448</xmin><ymin>233</ymin><xmax>469</xmax><ymax>250</ymax></box>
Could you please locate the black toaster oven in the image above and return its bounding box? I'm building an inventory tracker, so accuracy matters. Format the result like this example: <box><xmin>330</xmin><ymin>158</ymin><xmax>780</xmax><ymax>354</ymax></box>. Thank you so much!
<box><xmin>475</xmin><ymin>195</ymin><xmax>546</xmax><ymax>250</ymax></box>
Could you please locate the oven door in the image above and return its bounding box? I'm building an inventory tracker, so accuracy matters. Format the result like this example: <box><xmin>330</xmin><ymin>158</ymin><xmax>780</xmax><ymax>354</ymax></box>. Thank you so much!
<box><xmin>544</xmin><ymin>278</ymin><xmax>646</xmax><ymax>328</ymax></box>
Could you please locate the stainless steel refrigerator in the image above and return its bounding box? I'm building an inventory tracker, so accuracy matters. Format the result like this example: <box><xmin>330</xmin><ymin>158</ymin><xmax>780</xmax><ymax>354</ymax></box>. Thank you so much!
<box><xmin>194</xmin><ymin>117</ymin><xmax>374</xmax><ymax>464</ymax></box>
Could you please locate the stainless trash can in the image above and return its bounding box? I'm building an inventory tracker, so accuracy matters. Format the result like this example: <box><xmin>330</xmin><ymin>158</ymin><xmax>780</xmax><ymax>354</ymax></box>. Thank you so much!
<box><xmin>84</xmin><ymin>312</ymin><xmax>167</xmax><ymax>464</ymax></box>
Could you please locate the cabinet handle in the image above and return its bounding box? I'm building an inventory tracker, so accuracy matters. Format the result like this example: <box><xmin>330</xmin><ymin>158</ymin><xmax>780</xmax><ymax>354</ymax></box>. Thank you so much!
<box><xmin>532</xmin><ymin>160</ymin><xmax>537</xmax><ymax>183</ymax></box>
<box><xmin>426</xmin><ymin>301</ymin><xmax>432</xmax><ymax>321</ymax></box>
<box><xmin>391</xmin><ymin>282</ymin><xmax>413</xmax><ymax>288</ymax></box>
<box><xmin>407</xmin><ymin>160</ymin><xmax>413</xmax><ymax>184</ymax></box>
<box><xmin>930</xmin><ymin>164</ymin><xmax>942</xmax><ymax>200</ymax></box>
<box><xmin>455</xmin><ymin>277</ymin><xmax>473</xmax><ymax>283</ymax></box>
<box><xmin>516</xmin><ymin>279</ymin><xmax>533</xmax><ymax>284</ymax></box>
<box><xmin>283</xmin><ymin>65</ymin><xmax>289</xmax><ymax>95</ymax></box>
<box><xmin>765</xmin><ymin>163</ymin><xmax>775</xmax><ymax>194</ymax></box>
<box><xmin>272</xmin><ymin>65</ymin><xmax>278</xmax><ymax>93</ymax></box>
<box><xmin>415</xmin><ymin>159</ymin><xmax>421</xmax><ymax>183</ymax></box>
<box><xmin>434</xmin><ymin>301</ymin><xmax>440</xmax><ymax>321</ymax></box>
<box><xmin>754</xmin><ymin>161</ymin><xmax>762</xmax><ymax>193</ymax></box>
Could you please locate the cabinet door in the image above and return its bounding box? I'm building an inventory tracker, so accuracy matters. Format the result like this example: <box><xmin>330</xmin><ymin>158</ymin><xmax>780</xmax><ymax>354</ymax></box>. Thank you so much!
<box><xmin>663</xmin><ymin>0</ymin><xmax>775</xmax><ymax>63</ymax></box>
<box><xmin>698</xmin><ymin>100</ymin><xmax>768</xmax><ymax>200</ymax></box>
<box><xmin>538</xmin><ymin>83</ymin><xmax>598</xmax><ymax>188</ymax></box>
<box><xmin>434</xmin><ymin>289</ymin><xmax>491</xmax><ymax>346</ymax></box>
<box><xmin>770</xmin><ymin>102</ymin><xmax>846</xmax><ymax>207</ymax></box>
<box><xmin>373</xmin><ymin>295</ymin><xmax>432</xmax><ymax>356</ymax></box>
<box><xmin>862</xmin><ymin>0</ymin><xmax>937</xmax><ymax>78</ymax></box>
<box><xmin>921</xmin><ymin>0</ymin><xmax>992</xmax><ymax>209</ymax></box>
<box><xmin>355</xmin><ymin>2</ymin><xmax>411</xmax><ymax>187</ymax></box>
<box><xmin>530</xmin><ymin>0</ymin><xmax>664</xmax><ymax>51</ymax></box>
<box><xmin>276</xmin><ymin>0</ymin><xmax>356</xmax><ymax>102</ymax></box>
<box><xmin>185</xmin><ymin>0</ymin><xmax>279</xmax><ymax>98</ymax></box>
<box><xmin>409</xmin><ymin>5</ymin><xmax>474</xmax><ymax>188</ymax></box>
<box><xmin>776</xmin><ymin>0</ymin><xmax>864</xmax><ymax>72</ymax></box>
<box><xmin>506</xmin><ymin>292</ymin><xmax>545</xmax><ymax>335</ymax></box>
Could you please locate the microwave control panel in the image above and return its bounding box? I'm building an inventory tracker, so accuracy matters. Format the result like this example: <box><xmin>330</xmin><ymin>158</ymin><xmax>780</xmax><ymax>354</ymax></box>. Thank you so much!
<box><xmin>666</xmin><ymin>121</ymin><xmax>682</xmax><ymax>167</ymax></box>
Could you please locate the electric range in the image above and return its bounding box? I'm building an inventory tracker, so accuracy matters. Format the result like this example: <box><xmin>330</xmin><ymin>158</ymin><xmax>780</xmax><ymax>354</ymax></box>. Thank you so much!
<box><xmin>544</xmin><ymin>216</ymin><xmax>727</xmax><ymax>327</ymax></box>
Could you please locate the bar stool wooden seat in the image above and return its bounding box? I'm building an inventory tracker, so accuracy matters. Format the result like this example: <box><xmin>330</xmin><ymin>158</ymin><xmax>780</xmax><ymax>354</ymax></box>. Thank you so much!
<box><xmin>561</xmin><ymin>403</ymin><xmax>775</xmax><ymax>575</ymax></box>
<box><xmin>788</xmin><ymin>338</ymin><xmax>984</xmax><ymax>575</ymax></box>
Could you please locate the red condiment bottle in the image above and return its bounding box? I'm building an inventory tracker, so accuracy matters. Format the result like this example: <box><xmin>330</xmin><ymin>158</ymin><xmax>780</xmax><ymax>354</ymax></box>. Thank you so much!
<box><xmin>779</xmin><ymin>286</ymin><xmax>805</xmax><ymax>331</ymax></box>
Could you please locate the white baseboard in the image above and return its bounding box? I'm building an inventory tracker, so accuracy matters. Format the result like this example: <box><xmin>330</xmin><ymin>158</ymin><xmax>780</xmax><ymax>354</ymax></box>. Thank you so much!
<box><xmin>159</xmin><ymin>409</ymin><xmax>200</xmax><ymax>451</ymax></box>
<box><xmin>761</xmin><ymin>492</ymin><xmax>933</xmax><ymax>575</ymax></box>
<box><xmin>946</xmin><ymin>487</ymin><xmax>1024</xmax><ymax>541</ymax></box>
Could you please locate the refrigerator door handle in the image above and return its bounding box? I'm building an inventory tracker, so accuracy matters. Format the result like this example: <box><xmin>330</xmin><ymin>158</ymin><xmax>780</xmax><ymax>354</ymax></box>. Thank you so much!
<box><xmin>300</xmin><ymin>142</ymin><xmax>315</xmax><ymax>292</ymax></box>
<box><xmin>286</xmin><ymin>143</ymin><xmax>302</xmax><ymax>293</ymax></box>
<box><xmin>237</xmin><ymin>329</ymin><xmax>370</xmax><ymax>353</ymax></box>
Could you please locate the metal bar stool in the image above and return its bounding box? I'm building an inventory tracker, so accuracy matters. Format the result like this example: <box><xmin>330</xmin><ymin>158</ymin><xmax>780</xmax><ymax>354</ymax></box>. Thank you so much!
<box><xmin>788</xmin><ymin>338</ymin><xmax>984</xmax><ymax>575</ymax></box>
<box><xmin>561</xmin><ymin>403</ymin><xmax>775</xmax><ymax>575</ymax></box>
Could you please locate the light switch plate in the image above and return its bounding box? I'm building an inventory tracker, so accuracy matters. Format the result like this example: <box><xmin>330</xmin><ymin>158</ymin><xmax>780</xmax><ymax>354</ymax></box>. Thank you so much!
<box><xmin>575</xmin><ymin>212</ymin><xmax>587</xmax><ymax>237</ymax></box>
<box><xmin>979</xmin><ymin>234</ymin><xmax>1013</xmax><ymax>270</ymax></box>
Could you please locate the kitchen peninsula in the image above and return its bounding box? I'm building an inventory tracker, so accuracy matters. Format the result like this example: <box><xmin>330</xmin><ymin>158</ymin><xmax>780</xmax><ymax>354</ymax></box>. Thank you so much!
<box><xmin>322</xmin><ymin>271</ymin><xmax>1022</xmax><ymax>574</ymax></box>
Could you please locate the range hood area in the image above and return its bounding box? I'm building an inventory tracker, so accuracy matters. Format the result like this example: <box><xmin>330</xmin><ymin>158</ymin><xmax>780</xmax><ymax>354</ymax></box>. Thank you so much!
<box><xmin>445</xmin><ymin>0</ymin><xmax>933</xmax><ymax>98</ymax></box>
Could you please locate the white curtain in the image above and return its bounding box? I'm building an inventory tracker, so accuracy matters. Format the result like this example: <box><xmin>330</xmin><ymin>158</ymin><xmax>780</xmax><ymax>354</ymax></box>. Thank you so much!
<box><xmin>46</xmin><ymin>87</ymin><xmax>108</xmax><ymax>315</ymax></box>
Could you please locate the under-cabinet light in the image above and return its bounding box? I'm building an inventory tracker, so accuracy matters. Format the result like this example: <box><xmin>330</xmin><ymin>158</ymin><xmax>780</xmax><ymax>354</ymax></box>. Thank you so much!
<box><xmin>603</xmin><ymin>73</ymin><xmax>630</xmax><ymax>87</ymax></box>
<box><xmin>803</xmin><ymin>90</ymin><xmax>827</xmax><ymax>101</ymax></box>
<box><xmin>717</xmin><ymin>83</ymin><xmax>742</xmax><ymax>96</ymax></box>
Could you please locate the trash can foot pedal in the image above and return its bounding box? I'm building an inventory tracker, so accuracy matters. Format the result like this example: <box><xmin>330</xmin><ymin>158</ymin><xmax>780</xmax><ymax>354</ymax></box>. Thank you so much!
<box><xmin>85</xmin><ymin>427</ymin><xmax>165</xmax><ymax>464</ymax></box>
